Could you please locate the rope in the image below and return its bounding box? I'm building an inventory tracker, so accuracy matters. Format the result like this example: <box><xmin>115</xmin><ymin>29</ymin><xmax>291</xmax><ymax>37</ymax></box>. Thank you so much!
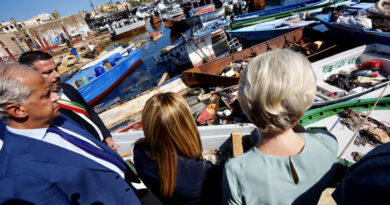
<box><xmin>338</xmin><ymin>80</ymin><xmax>390</xmax><ymax>160</ymax></box>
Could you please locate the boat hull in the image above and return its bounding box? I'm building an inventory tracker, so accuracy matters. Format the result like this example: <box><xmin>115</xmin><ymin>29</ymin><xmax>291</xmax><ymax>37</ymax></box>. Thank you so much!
<box><xmin>316</xmin><ymin>14</ymin><xmax>390</xmax><ymax>45</ymax></box>
<box><xmin>150</xmin><ymin>15</ymin><xmax>162</xmax><ymax>24</ymax></box>
<box><xmin>164</xmin><ymin>15</ymin><xmax>185</xmax><ymax>28</ymax></box>
<box><xmin>183</xmin><ymin>27</ymin><xmax>342</xmax><ymax>86</ymax></box>
<box><xmin>110</xmin><ymin>19</ymin><xmax>147</xmax><ymax>40</ymax></box>
<box><xmin>228</xmin><ymin>20</ymin><xmax>318</xmax><ymax>42</ymax></box>
<box><xmin>68</xmin><ymin>50</ymin><xmax>143</xmax><ymax>106</ymax></box>
<box><xmin>234</xmin><ymin>0</ymin><xmax>328</xmax><ymax>23</ymax></box>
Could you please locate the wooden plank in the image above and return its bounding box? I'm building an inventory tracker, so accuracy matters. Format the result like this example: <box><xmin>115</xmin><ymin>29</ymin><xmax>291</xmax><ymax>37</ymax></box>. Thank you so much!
<box><xmin>232</xmin><ymin>132</ymin><xmax>244</xmax><ymax>157</ymax></box>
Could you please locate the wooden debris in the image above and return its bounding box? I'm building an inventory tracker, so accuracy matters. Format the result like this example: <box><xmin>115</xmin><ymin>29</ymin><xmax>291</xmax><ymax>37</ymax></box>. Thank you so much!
<box><xmin>120</xmin><ymin>152</ymin><xmax>133</xmax><ymax>158</ymax></box>
<box><xmin>363</xmin><ymin>127</ymin><xmax>390</xmax><ymax>144</ymax></box>
<box><xmin>232</xmin><ymin>132</ymin><xmax>244</xmax><ymax>157</ymax></box>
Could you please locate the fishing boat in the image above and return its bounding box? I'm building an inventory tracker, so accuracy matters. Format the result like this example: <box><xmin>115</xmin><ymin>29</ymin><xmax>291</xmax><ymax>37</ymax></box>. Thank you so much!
<box><xmin>183</xmin><ymin>27</ymin><xmax>343</xmax><ymax>86</ymax></box>
<box><xmin>109</xmin><ymin>18</ymin><xmax>147</xmax><ymax>40</ymax></box>
<box><xmin>160</xmin><ymin>33</ymin><xmax>216</xmax><ymax>69</ymax></box>
<box><xmin>231</xmin><ymin>0</ymin><xmax>352</xmax><ymax>29</ymax></box>
<box><xmin>193</xmin><ymin>19</ymin><xmax>232</xmax><ymax>56</ymax></box>
<box><xmin>233</xmin><ymin>0</ymin><xmax>329</xmax><ymax>23</ymax></box>
<box><xmin>185</xmin><ymin>31</ymin><xmax>390</xmax><ymax>108</ymax></box>
<box><xmin>148</xmin><ymin>31</ymin><xmax>163</xmax><ymax>42</ymax></box>
<box><xmin>300</xmin><ymin>97</ymin><xmax>390</xmax><ymax>166</ymax></box>
<box><xmin>228</xmin><ymin>17</ymin><xmax>318</xmax><ymax>42</ymax></box>
<box><xmin>66</xmin><ymin>49</ymin><xmax>143</xmax><ymax>106</ymax></box>
<box><xmin>311</xmin><ymin>43</ymin><xmax>390</xmax><ymax>107</ymax></box>
<box><xmin>200</xmin><ymin>6</ymin><xmax>226</xmax><ymax>27</ymax></box>
<box><xmin>163</xmin><ymin>8</ymin><xmax>185</xmax><ymax>28</ymax></box>
<box><xmin>224</xmin><ymin>0</ymin><xmax>246</xmax><ymax>13</ymax></box>
<box><xmin>316</xmin><ymin>5</ymin><xmax>390</xmax><ymax>44</ymax></box>
<box><xmin>193</xmin><ymin>18</ymin><xmax>230</xmax><ymax>38</ymax></box>
<box><xmin>183</xmin><ymin>0</ymin><xmax>217</xmax><ymax>26</ymax></box>
<box><xmin>150</xmin><ymin>15</ymin><xmax>162</xmax><ymax>24</ymax></box>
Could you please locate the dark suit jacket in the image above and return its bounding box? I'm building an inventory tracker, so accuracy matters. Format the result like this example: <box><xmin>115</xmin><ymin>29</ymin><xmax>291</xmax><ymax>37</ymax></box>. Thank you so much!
<box><xmin>61</xmin><ymin>83</ymin><xmax>110</xmax><ymax>142</ymax></box>
<box><xmin>333</xmin><ymin>142</ymin><xmax>390</xmax><ymax>205</ymax></box>
<box><xmin>0</xmin><ymin>114</ymin><xmax>140</xmax><ymax>204</ymax></box>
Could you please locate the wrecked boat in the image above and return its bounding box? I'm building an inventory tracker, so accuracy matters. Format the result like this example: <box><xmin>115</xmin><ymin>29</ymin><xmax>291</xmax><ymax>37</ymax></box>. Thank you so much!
<box><xmin>66</xmin><ymin>48</ymin><xmax>143</xmax><ymax>106</ymax></box>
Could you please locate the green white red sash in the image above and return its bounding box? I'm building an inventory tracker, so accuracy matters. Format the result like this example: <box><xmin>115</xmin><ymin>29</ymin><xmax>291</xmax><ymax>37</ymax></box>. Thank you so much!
<box><xmin>58</xmin><ymin>99</ymin><xmax>90</xmax><ymax>117</ymax></box>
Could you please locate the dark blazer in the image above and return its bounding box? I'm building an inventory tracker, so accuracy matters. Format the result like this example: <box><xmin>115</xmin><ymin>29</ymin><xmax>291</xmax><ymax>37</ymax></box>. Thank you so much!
<box><xmin>333</xmin><ymin>142</ymin><xmax>390</xmax><ymax>205</ymax></box>
<box><xmin>0</xmin><ymin>120</ymin><xmax>4</xmax><ymax>142</ymax></box>
<box><xmin>134</xmin><ymin>142</ymin><xmax>223</xmax><ymax>205</ymax></box>
<box><xmin>61</xmin><ymin>83</ymin><xmax>110</xmax><ymax>142</ymax></box>
<box><xmin>0</xmin><ymin>114</ymin><xmax>140</xmax><ymax>204</ymax></box>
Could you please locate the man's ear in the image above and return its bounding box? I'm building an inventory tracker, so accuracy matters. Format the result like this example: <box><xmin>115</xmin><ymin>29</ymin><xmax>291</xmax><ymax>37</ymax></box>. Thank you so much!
<box><xmin>5</xmin><ymin>104</ymin><xmax>28</xmax><ymax>119</ymax></box>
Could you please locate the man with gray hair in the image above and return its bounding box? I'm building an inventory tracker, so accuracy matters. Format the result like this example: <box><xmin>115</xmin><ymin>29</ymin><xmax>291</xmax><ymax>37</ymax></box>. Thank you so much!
<box><xmin>0</xmin><ymin>63</ymin><xmax>140</xmax><ymax>204</ymax></box>
<box><xmin>19</xmin><ymin>51</ymin><xmax>118</xmax><ymax>151</ymax></box>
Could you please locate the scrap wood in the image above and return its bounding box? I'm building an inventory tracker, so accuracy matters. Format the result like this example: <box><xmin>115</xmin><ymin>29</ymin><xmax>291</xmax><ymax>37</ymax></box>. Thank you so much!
<box><xmin>120</xmin><ymin>152</ymin><xmax>133</xmax><ymax>157</ymax></box>
<box><xmin>232</xmin><ymin>132</ymin><xmax>244</xmax><ymax>157</ymax></box>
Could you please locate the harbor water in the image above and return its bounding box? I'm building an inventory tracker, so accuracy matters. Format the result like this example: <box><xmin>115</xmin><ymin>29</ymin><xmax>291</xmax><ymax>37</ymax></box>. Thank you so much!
<box><xmin>94</xmin><ymin>19</ymin><xmax>191</xmax><ymax>112</ymax></box>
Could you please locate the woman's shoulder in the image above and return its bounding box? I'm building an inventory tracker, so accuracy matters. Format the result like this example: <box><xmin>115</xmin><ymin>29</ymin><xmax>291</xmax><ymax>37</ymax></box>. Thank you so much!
<box><xmin>224</xmin><ymin>147</ymin><xmax>259</xmax><ymax>172</ymax></box>
<box><xmin>301</xmin><ymin>129</ymin><xmax>338</xmax><ymax>156</ymax></box>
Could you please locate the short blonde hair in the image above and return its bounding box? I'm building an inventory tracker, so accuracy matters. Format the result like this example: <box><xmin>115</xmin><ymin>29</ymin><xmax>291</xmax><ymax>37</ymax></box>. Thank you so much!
<box><xmin>238</xmin><ymin>49</ymin><xmax>316</xmax><ymax>134</ymax></box>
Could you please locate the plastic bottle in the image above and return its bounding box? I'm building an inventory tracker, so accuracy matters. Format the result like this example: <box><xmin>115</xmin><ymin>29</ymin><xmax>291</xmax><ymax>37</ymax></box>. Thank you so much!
<box><xmin>81</xmin><ymin>76</ymin><xmax>90</xmax><ymax>84</ymax></box>
<box><xmin>351</xmin><ymin>70</ymin><xmax>379</xmax><ymax>77</ymax></box>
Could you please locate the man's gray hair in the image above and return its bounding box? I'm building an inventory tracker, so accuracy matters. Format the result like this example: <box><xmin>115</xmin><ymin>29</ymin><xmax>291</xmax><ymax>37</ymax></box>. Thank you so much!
<box><xmin>0</xmin><ymin>62</ymin><xmax>32</xmax><ymax>121</ymax></box>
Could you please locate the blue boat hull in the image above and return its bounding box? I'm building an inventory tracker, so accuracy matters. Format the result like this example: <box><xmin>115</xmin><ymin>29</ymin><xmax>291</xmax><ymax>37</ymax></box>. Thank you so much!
<box><xmin>228</xmin><ymin>27</ymin><xmax>302</xmax><ymax>42</ymax></box>
<box><xmin>66</xmin><ymin>50</ymin><xmax>143</xmax><ymax>106</ymax></box>
<box><xmin>317</xmin><ymin>14</ymin><xmax>390</xmax><ymax>45</ymax></box>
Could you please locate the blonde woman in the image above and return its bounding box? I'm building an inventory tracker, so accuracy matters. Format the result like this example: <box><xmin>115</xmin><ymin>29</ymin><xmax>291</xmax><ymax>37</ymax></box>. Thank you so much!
<box><xmin>223</xmin><ymin>49</ymin><xmax>338</xmax><ymax>205</ymax></box>
<box><xmin>134</xmin><ymin>92</ymin><xmax>222</xmax><ymax>205</ymax></box>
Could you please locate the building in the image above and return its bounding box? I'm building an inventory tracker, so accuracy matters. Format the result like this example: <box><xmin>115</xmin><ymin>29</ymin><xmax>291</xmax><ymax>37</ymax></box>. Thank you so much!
<box><xmin>0</xmin><ymin>33</ymin><xmax>28</xmax><ymax>61</ymax></box>
<box><xmin>28</xmin><ymin>13</ymin><xmax>91</xmax><ymax>47</ymax></box>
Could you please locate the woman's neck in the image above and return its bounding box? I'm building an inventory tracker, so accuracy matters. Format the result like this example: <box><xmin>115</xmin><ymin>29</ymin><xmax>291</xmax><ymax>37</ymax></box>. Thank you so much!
<box><xmin>257</xmin><ymin>128</ymin><xmax>305</xmax><ymax>157</ymax></box>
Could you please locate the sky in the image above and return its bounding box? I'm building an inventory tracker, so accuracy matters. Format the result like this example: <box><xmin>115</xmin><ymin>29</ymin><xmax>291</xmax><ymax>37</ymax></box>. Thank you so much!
<box><xmin>0</xmin><ymin>0</ymin><xmax>123</xmax><ymax>23</ymax></box>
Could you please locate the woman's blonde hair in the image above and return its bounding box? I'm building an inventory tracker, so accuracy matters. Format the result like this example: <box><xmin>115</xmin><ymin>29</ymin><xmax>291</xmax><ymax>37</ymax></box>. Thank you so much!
<box><xmin>238</xmin><ymin>48</ymin><xmax>316</xmax><ymax>135</ymax></box>
<box><xmin>141</xmin><ymin>92</ymin><xmax>203</xmax><ymax>197</ymax></box>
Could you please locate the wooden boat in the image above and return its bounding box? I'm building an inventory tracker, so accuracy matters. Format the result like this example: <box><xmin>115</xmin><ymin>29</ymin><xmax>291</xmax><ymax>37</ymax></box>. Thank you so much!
<box><xmin>200</xmin><ymin>6</ymin><xmax>226</xmax><ymax>27</ymax></box>
<box><xmin>228</xmin><ymin>17</ymin><xmax>318</xmax><ymax>42</ymax></box>
<box><xmin>160</xmin><ymin>33</ymin><xmax>216</xmax><ymax>69</ymax></box>
<box><xmin>183</xmin><ymin>27</ymin><xmax>343</xmax><ymax>86</ymax></box>
<box><xmin>110</xmin><ymin>18</ymin><xmax>147</xmax><ymax>40</ymax></box>
<box><xmin>99</xmin><ymin>76</ymin><xmax>189</xmax><ymax>132</ymax></box>
<box><xmin>193</xmin><ymin>19</ymin><xmax>231</xmax><ymax>56</ymax></box>
<box><xmin>66</xmin><ymin>49</ymin><xmax>143</xmax><ymax>106</ymax></box>
<box><xmin>183</xmin><ymin>0</ymin><xmax>217</xmax><ymax>26</ymax></box>
<box><xmin>148</xmin><ymin>31</ymin><xmax>163</xmax><ymax>42</ymax></box>
<box><xmin>193</xmin><ymin>18</ymin><xmax>230</xmax><ymax>38</ymax></box>
<box><xmin>233</xmin><ymin>0</ymin><xmax>328</xmax><ymax>23</ymax></box>
<box><xmin>164</xmin><ymin>14</ymin><xmax>185</xmax><ymax>28</ymax></box>
<box><xmin>150</xmin><ymin>15</ymin><xmax>162</xmax><ymax>24</ymax></box>
<box><xmin>316</xmin><ymin>10</ymin><xmax>390</xmax><ymax>44</ymax></box>
<box><xmin>300</xmin><ymin>97</ymin><xmax>390</xmax><ymax>166</ymax></box>
<box><xmin>311</xmin><ymin>43</ymin><xmax>390</xmax><ymax>107</ymax></box>
<box><xmin>231</xmin><ymin>0</ymin><xmax>351</xmax><ymax>29</ymax></box>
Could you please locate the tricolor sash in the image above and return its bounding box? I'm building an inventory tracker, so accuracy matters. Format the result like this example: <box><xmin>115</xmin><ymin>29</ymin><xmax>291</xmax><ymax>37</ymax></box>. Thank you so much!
<box><xmin>58</xmin><ymin>99</ymin><xmax>90</xmax><ymax>118</ymax></box>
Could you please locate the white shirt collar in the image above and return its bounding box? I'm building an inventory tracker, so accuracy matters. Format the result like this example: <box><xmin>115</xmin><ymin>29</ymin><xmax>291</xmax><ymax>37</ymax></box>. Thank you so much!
<box><xmin>6</xmin><ymin>126</ymin><xmax>48</xmax><ymax>141</ymax></box>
